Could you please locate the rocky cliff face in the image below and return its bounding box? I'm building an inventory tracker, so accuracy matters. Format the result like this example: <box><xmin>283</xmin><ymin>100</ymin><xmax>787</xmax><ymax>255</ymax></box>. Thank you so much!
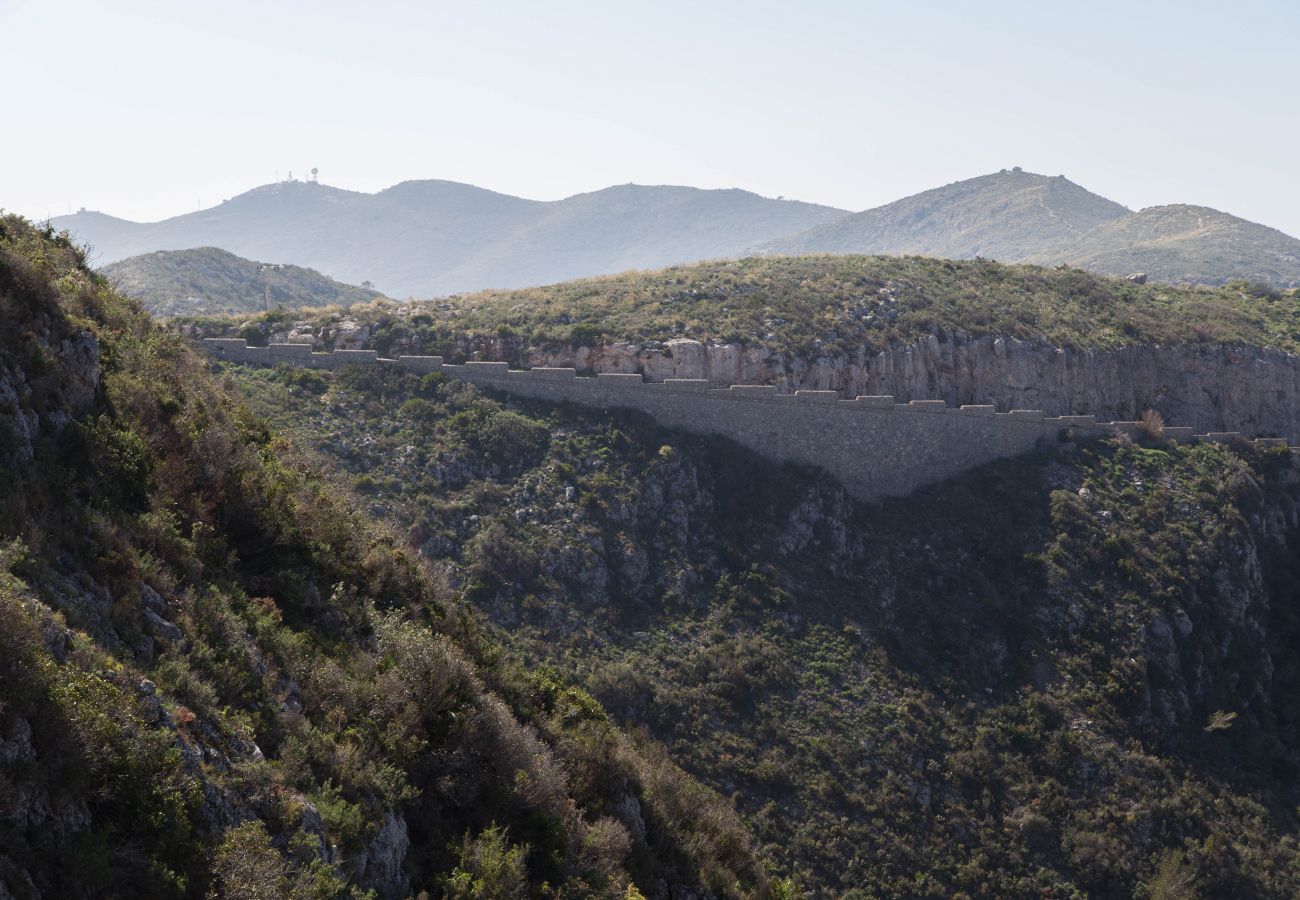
<box><xmin>360</xmin><ymin>329</ymin><xmax>1300</xmax><ymax>441</ymax></box>
<box><xmin>0</xmin><ymin>329</ymin><xmax>100</xmax><ymax>463</ymax></box>
<box><xmin>225</xmin><ymin>310</ymin><xmax>1300</xmax><ymax>441</ymax></box>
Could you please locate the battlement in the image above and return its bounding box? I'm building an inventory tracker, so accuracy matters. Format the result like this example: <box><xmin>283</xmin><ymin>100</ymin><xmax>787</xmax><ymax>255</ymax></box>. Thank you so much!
<box><xmin>202</xmin><ymin>339</ymin><xmax>1297</xmax><ymax>501</ymax></box>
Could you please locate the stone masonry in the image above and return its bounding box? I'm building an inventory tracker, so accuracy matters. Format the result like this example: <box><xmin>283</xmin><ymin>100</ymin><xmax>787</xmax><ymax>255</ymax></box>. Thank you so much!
<box><xmin>202</xmin><ymin>339</ymin><xmax>1294</xmax><ymax>502</ymax></box>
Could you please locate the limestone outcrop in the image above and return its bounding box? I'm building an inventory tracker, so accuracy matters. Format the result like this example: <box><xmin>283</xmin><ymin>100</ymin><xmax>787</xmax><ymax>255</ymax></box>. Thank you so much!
<box><xmin>517</xmin><ymin>335</ymin><xmax>1300</xmax><ymax>441</ymax></box>
<box><xmin>201</xmin><ymin>339</ymin><xmax>1294</xmax><ymax>503</ymax></box>
<box><xmin>235</xmin><ymin>320</ymin><xmax>1300</xmax><ymax>440</ymax></box>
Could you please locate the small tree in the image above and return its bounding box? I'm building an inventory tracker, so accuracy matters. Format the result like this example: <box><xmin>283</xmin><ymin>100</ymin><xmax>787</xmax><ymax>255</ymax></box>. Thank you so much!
<box><xmin>212</xmin><ymin>821</ymin><xmax>287</xmax><ymax>900</ymax></box>
<box><xmin>1148</xmin><ymin>848</ymin><xmax>1197</xmax><ymax>899</ymax></box>
<box><xmin>1137</xmin><ymin>408</ymin><xmax>1166</xmax><ymax>440</ymax></box>
<box><xmin>444</xmin><ymin>825</ymin><xmax>529</xmax><ymax>900</ymax></box>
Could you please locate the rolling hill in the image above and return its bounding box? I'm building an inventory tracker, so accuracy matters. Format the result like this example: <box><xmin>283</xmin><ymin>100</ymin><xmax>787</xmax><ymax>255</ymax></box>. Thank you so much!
<box><xmin>1038</xmin><ymin>204</ymin><xmax>1300</xmax><ymax>286</ymax></box>
<box><xmin>756</xmin><ymin>168</ymin><xmax>1130</xmax><ymax>260</ymax></box>
<box><xmin>102</xmin><ymin>246</ymin><xmax>383</xmax><ymax>317</ymax></box>
<box><xmin>52</xmin><ymin>180</ymin><xmax>847</xmax><ymax>298</ymax></box>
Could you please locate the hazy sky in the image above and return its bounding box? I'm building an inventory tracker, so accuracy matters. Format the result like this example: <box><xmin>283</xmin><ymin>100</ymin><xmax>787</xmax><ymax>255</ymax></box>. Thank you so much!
<box><xmin>3</xmin><ymin>0</ymin><xmax>1298</xmax><ymax>235</ymax></box>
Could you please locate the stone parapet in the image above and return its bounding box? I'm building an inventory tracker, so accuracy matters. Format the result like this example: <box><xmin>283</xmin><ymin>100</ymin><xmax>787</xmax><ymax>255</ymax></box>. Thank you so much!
<box><xmin>200</xmin><ymin>338</ymin><xmax>1295</xmax><ymax>501</ymax></box>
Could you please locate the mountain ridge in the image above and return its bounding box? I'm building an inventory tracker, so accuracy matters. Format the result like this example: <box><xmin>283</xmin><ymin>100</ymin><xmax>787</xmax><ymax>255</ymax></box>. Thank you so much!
<box><xmin>755</xmin><ymin>169</ymin><xmax>1131</xmax><ymax>260</ymax></box>
<box><xmin>1039</xmin><ymin>203</ymin><xmax>1300</xmax><ymax>285</ymax></box>
<box><xmin>53</xmin><ymin>180</ymin><xmax>847</xmax><ymax>297</ymax></box>
<box><xmin>52</xmin><ymin>170</ymin><xmax>1300</xmax><ymax>297</ymax></box>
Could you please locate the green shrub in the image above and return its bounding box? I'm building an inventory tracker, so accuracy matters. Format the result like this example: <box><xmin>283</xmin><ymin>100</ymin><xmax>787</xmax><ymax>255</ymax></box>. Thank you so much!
<box><xmin>445</xmin><ymin>825</ymin><xmax>529</xmax><ymax>900</ymax></box>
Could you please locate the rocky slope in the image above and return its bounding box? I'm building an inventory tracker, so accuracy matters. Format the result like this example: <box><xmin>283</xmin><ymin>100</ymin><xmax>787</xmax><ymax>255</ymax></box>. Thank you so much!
<box><xmin>226</xmin><ymin>358</ymin><xmax>1300</xmax><ymax>898</ymax></box>
<box><xmin>0</xmin><ymin>215</ymin><xmax>779</xmax><ymax>898</ymax></box>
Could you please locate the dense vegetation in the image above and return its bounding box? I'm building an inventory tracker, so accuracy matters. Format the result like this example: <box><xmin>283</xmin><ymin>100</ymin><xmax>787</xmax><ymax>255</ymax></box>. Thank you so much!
<box><xmin>0</xmin><ymin>216</ymin><xmax>783</xmax><ymax>898</ymax></box>
<box><xmin>186</xmin><ymin>255</ymin><xmax>1300</xmax><ymax>364</ymax></box>
<box><xmin>102</xmin><ymin>246</ymin><xmax>382</xmax><ymax>318</ymax></box>
<box><xmin>230</xmin><ymin>359</ymin><xmax>1300</xmax><ymax>897</ymax></box>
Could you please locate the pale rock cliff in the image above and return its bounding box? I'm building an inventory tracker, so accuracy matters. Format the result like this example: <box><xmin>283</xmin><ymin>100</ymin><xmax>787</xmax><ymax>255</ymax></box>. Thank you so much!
<box><xmin>228</xmin><ymin>319</ymin><xmax>1300</xmax><ymax>440</ymax></box>
<box><xmin>517</xmin><ymin>334</ymin><xmax>1300</xmax><ymax>440</ymax></box>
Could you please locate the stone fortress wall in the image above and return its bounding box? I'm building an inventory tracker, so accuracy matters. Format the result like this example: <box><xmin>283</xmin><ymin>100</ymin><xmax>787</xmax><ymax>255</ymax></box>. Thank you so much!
<box><xmin>203</xmin><ymin>339</ymin><xmax>1294</xmax><ymax>501</ymax></box>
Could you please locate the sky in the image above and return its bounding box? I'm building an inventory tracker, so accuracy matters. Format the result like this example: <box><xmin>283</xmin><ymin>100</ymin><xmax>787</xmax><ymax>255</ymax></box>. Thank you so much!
<box><xmin>2</xmin><ymin>0</ymin><xmax>1298</xmax><ymax>236</ymax></box>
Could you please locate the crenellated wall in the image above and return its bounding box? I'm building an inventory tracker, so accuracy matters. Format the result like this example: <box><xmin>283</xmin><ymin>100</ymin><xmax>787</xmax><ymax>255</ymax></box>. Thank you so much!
<box><xmin>202</xmin><ymin>339</ymin><xmax>1293</xmax><ymax>501</ymax></box>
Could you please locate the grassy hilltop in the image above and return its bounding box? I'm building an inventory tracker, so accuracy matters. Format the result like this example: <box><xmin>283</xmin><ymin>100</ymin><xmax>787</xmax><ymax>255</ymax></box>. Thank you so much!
<box><xmin>187</xmin><ymin>255</ymin><xmax>1300</xmax><ymax>362</ymax></box>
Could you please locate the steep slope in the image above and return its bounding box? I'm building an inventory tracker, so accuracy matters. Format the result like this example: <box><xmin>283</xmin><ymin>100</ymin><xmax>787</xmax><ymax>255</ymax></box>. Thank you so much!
<box><xmin>102</xmin><ymin>247</ymin><xmax>383</xmax><ymax>317</ymax></box>
<box><xmin>758</xmin><ymin>169</ymin><xmax>1129</xmax><ymax>260</ymax></box>
<box><xmin>52</xmin><ymin>180</ymin><xmax>845</xmax><ymax>297</ymax></box>
<box><xmin>227</xmin><ymin>358</ymin><xmax>1300</xmax><ymax>898</ymax></box>
<box><xmin>1035</xmin><ymin>204</ymin><xmax>1300</xmax><ymax>287</ymax></box>
<box><xmin>0</xmin><ymin>216</ymin><xmax>779</xmax><ymax>898</ymax></box>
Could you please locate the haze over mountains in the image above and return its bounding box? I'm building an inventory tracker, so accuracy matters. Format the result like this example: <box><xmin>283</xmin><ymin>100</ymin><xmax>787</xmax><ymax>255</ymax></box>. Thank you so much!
<box><xmin>55</xmin><ymin>181</ymin><xmax>846</xmax><ymax>298</ymax></box>
<box><xmin>757</xmin><ymin>169</ymin><xmax>1131</xmax><ymax>261</ymax></box>
<box><xmin>53</xmin><ymin>169</ymin><xmax>1300</xmax><ymax>298</ymax></box>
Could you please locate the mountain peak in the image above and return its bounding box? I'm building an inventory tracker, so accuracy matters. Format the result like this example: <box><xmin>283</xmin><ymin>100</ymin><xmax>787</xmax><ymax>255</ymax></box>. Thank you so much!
<box><xmin>759</xmin><ymin>169</ymin><xmax>1129</xmax><ymax>260</ymax></box>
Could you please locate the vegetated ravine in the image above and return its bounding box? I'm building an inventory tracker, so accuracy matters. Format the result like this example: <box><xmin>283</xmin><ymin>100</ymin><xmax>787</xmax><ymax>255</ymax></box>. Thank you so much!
<box><xmin>228</xmin><ymin>356</ymin><xmax>1300</xmax><ymax>898</ymax></box>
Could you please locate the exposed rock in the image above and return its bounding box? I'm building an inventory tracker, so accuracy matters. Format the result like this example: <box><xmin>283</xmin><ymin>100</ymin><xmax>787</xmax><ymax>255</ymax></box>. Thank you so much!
<box><xmin>143</xmin><ymin>608</ymin><xmax>184</xmax><ymax>644</ymax></box>
<box><xmin>518</xmin><ymin>333</ymin><xmax>1300</xmax><ymax>440</ymax></box>
<box><xmin>139</xmin><ymin>582</ymin><xmax>167</xmax><ymax>614</ymax></box>
<box><xmin>54</xmin><ymin>330</ymin><xmax>101</xmax><ymax>413</ymax></box>
<box><xmin>355</xmin><ymin>811</ymin><xmax>410</xmax><ymax>898</ymax></box>
<box><xmin>0</xmin><ymin>717</ymin><xmax>35</xmax><ymax>767</ymax></box>
<box><xmin>293</xmin><ymin>800</ymin><xmax>332</xmax><ymax>864</ymax></box>
<box><xmin>615</xmin><ymin>792</ymin><xmax>648</xmax><ymax>847</ymax></box>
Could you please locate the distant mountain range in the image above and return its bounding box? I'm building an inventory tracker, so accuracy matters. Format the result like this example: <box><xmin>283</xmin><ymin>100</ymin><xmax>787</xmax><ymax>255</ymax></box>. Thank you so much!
<box><xmin>57</xmin><ymin>181</ymin><xmax>846</xmax><ymax>298</ymax></box>
<box><xmin>53</xmin><ymin>170</ymin><xmax>1300</xmax><ymax>297</ymax></box>
<box><xmin>102</xmin><ymin>246</ymin><xmax>382</xmax><ymax>317</ymax></box>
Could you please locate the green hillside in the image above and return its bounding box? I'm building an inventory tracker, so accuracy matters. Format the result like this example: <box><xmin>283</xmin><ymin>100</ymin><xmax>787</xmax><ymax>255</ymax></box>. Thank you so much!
<box><xmin>0</xmin><ymin>216</ymin><xmax>778</xmax><ymax>898</ymax></box>
<box><xmin>102</xmin><ymin>246</ymin><xmax>383</xmax><ymax>317</ymax></box>
<box><xmin>1038</xmin><ymin>204</ymin><xmax>1300</xmax><ymax>288</ymax></box>
<box><xmin>223</xmin><ymin>356</ymin><xmax>1300</xmax><ymax>897</ymax></box>
<box><xmin>187</xmin><ymin>255</ymin><xmax>1300</xmax><ymax>361</ymax></box>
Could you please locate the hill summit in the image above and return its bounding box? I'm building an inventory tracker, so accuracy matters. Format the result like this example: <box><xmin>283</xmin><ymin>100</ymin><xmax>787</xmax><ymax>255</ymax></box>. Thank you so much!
<box><xmin>757</xmin><ymin>168</ymin><xmax>1130</xmax><ymax>260</ymax></box>
<box><xmin>102</xmin><ymin>246</ymin><xmax>383</xmax><ymax>317</ymax></box>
